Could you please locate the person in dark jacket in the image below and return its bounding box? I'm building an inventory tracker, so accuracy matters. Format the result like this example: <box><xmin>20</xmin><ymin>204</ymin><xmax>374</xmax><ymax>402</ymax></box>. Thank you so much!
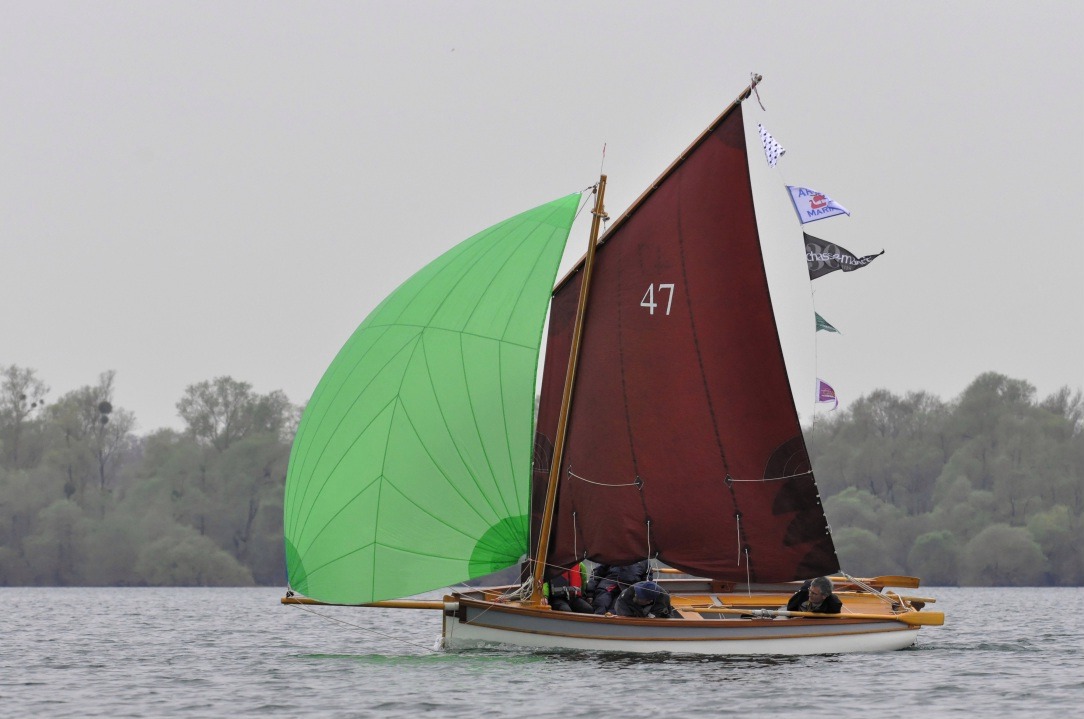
<box><xmin>613</xmin><ymin>580</ymin><xmax>678</xmax><ymax>619</ymax></box>
<box><xmin>786</xmin><ymin>576</ymin><xmax>843</xmax><ymax>614</ymax></box>
<box><xmin>588</xmin><ymin>561</ymin><xmax>649</xmax><ymax>615</ymax></box>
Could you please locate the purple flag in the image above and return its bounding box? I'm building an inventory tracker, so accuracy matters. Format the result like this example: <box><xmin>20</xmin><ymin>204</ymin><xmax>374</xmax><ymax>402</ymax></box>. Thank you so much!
<box><xmin>816</xmin><ymin>379</ymin><xmax>839</xmax><ymax>410</ymax></box>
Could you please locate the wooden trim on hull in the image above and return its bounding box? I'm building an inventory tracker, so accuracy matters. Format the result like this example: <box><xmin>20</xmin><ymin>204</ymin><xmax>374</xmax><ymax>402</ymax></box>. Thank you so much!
<box><xmin>442</xmin><ymin>597</ymin><xmax>919</xmax><ymax>655</ymax></box>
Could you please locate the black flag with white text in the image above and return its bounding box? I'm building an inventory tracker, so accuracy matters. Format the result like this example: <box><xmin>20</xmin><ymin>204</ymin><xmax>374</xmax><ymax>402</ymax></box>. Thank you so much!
<box><xmin>805</xmin><ymin>234</ymin><xmax>884</xmax><ymax>280</ymax></box>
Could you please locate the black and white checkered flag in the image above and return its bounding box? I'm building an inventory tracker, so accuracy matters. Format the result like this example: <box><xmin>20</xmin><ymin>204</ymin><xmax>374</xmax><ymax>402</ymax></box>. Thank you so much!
<box><xmin>758</xmin><ymin>123</ymin><xmax>786</xmax><ymax>167</ymax></box>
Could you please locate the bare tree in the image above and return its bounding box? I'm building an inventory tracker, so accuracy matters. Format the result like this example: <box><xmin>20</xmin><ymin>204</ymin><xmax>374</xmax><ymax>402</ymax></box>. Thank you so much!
<box><xmin>0</xmin><ymin>365</ymin><xmax>49</xmax><ymax>468</ymax></box>
<box><xmin>49</xmin><ymin>371</ymin><xmax>135</xmax><ymax>499</ymax></box>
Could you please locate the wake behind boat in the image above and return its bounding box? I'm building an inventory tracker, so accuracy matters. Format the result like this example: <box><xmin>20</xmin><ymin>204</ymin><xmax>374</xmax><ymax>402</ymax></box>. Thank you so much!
<box><xmin>281</xmin><ymin>75</ymin><xmax>943</xmax><ymax>655</ymax></box>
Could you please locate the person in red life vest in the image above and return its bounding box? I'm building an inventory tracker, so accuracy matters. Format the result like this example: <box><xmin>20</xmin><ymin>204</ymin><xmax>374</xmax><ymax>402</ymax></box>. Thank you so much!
<box><xmin>546</xmin><ymin>563</ymin><xmax>592</xmax><ymax>613</ymax></box>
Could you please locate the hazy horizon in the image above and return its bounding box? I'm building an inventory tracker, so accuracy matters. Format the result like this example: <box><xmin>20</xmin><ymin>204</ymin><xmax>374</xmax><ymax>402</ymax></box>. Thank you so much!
<box><xmin>4</xmin><ymin>2</ymin><xmax>1081</xmax><ymax>433</ymax></box>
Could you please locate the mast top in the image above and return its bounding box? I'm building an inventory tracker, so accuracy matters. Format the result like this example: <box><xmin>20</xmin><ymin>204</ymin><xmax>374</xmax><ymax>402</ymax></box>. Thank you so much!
<box><xmin>741</xmin><ymin>73</ymin><xmax>762</xmax><ymax>103</ymax></box>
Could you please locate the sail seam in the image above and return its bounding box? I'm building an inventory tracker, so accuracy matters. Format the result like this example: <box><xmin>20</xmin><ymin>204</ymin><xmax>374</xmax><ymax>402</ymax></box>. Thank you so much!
<box><xmin>301</xmin><ymin>209</ymin><xmax>537</xmax><ymax>546</ymax></box>
<box><xmin>384</xmin><ymin>217</ymin><xmax>509</xmax><ymax>327</ymax></box>
<box><xmin>494</xmin><ymin>213</ymin><xmax>574</xmax><ymax>516</ymax></box>
<box><xmin>290</xmin><ymin>334</ymin><xmax>421</xmax><ymax>541</ymax></box>
<box><xmin>283</xmin><ymin>195</ymin><xmax>583</xmax><ymax>600</ymax></box>
<box><xmin>362</xmin><ymin>324</ymin><xmax>543</xmax><ymax>352</ymax></box>
<box><xmin>287</xmin><ymin>323</ymin><xmax>398</xmax><ymax>528</ymax></box>
<box><xmin>454</xmin><ymin>330</ymin><xmax>513</xmax><ymax>524</ymax></box>
<box><xmin>393</xmin><ymin>379</ymin><xmax>510</xmax><ymax>529</ymax></box>
<box><xmin>301</xmin><ymin>475</ymin><xmax>515</xmax><ymax>600</ymax></box>
<box><xmin>673</xmin><ymin>167</ymin><xmax>750</xmax><ymax>578</ymax></box>
<box><xmin>728</xmin><ymin>470</ymin><xmax>814</xmax><ymax>482</ymax></box>
<box><xmin>612</xmin><ymin>224</ymin><xmax>656</xmax><ymax>564</ymax></box>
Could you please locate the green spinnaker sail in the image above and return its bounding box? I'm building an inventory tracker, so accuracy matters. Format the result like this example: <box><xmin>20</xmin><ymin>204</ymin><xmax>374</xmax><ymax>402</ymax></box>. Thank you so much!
<box><xmin>284</xmin><ymin>193</ymin><xmax>581</xmax><ymax>604</ymax></box>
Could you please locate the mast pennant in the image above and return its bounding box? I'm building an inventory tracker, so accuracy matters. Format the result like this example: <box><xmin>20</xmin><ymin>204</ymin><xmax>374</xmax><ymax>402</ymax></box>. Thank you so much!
<box><xmin>758</xmin><ymin>124</ymin><xmax>786</xmax><ymax>167</ymax></box>
<box><xmin>788</xmin><ymin>185</ymin><xmax>850</xmax><ymax>224</ymax></box>
<box><xmin>815</xmin><ymin>313</ymin><xmax>840</xmax><ymax>334</ymax></box>
<box><xmin>805</xmin><ymin>234</ymin><xmax>884</xmax><ymax>280</ymax></box>
<box><xmin>816</xmin><ymin>379</ymin><xmax>839</xmax><ymax>410</ymax></box>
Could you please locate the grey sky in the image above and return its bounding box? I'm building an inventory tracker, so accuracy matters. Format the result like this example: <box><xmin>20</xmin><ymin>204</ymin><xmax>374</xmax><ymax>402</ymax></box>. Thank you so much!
<box><xmin>3</xmin><ymin>2</ymin><xmax>1081</xmax><ymax>433</ymax></box>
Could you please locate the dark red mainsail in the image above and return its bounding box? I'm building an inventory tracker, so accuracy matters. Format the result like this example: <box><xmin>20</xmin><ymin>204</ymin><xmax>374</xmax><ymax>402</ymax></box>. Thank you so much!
<box><xmin>532</xmin><ymin>100</ymin><xmax>839</xmax><ymax>584</ymax></box>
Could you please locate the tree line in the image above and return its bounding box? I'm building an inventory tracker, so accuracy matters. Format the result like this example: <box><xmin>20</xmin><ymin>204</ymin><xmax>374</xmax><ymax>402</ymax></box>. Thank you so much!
<box><xmin>808</xmin><ymin>372</ymin><xmax>1083</xmax><ymax>586</ymax></box>
<box><xmin>1</xmin><ymin>365</ymin><xmax>1081</xmax><ymax>586</ymax></box>
<box><xmin>0</xmin><ymin>367</ymin><xmax>295</xmax><ymax>586</ymax></box>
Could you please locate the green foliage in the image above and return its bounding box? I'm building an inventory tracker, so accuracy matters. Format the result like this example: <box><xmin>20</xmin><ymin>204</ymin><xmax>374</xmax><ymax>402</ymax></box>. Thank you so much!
<box><xmin>0</xmin><ymin>366</ymin><xmax>295</xmax><ymax>587</ymax></box>
<box><xmin>133</xmin><ymin>526</ymin><xmax>255</xmax><ymax>586</ymax></box>
<box><xmin>907</xmin><ymin>531</ymin><xmax>959</xmax><ymax>586</ymax></box>
<box><xmin>960</xmin><ymin>524</ymin><xmax>1048</xmax><ymax>586</ymax></box>
<box><xmin>832</xmin><ymin>527</ymin><xmax>903</xmax><ymax>577</ymax></box>
<box><xmin>823</xmin><ymin>487</ymin><xmax>901</xmax><ymax>533</ymax></box>
<box><xmin>1026</xmin><ymin>505</ymin><xmax>1084</xmax><ymax>585</ymax></box>
<box><xmin>809</xmin><ymin>372</ymin><xmax>1084</xmax><ymax>586</ymax></box>
<box><xmin>176</xmin><ymin>377</ymin><xmax>297</xmax><ymax>451</ymax></box>
<box><xmin>1</xmin><ymin>365</ymin><xmax>1080</xmax><ymax>586</ymax></box>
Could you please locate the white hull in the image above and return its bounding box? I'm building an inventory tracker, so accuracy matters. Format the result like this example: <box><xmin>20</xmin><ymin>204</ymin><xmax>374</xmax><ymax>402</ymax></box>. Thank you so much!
<box><xmin>441</xmin><ymin>596</ymin><xmax>920</xmax><ymax>655</ymax></box>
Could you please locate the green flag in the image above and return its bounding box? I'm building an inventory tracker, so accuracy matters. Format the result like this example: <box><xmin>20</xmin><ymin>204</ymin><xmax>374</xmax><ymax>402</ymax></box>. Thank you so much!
<box><xmin>815</xmin><ymin>313</ymin><xmax>840</xmax><ymax>334</ymax></box>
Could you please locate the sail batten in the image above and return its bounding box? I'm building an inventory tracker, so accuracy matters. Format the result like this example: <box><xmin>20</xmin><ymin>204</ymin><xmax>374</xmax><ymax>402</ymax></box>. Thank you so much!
<box><xmin>284</xmin><ymin>194</ymin><xmax>580</xmax><ymax>604</ymax></box>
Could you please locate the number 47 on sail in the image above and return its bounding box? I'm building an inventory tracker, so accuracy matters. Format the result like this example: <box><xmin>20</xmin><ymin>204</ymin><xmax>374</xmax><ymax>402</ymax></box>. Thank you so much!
<box><xmin>641</xmin><ymin>283</ymin><xmax>675</xmax><ymax>315</ymax></box>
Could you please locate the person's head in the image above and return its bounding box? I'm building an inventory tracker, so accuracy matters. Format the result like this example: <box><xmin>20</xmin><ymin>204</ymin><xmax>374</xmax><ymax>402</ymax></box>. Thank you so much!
<box><xmin>633</xmin><ymin>581</ymin><xmax>662</xmax><ymax>605</ymax></box>
<box><xmin>808</xmin><ymin>576</ymin><xmax>833</xmax><ymax>603</ymax></box>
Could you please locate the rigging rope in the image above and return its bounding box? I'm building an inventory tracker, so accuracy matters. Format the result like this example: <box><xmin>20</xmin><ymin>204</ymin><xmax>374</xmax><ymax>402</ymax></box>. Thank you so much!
<box><xmin>567</xmin><ymin>467</ymin><xmax>639</xmax><ymax>487</ymax></box>
<box><xmin>572</xmin><ymin>510</ymin><xmax>578</xmax><ymax>561</ymax></box>
<box><xmin>759</xmin><ymin>142</ymin><xmax>823</xmax><ymax>440</ymax></box>
<box><xmin>841</xmin><ymin>572</ymin><xmax>898</xmax><ymax>607</ymax></box>
<box><xmin>725</xmin><ymin>469</ymin><xmax>813</xmax><ymax>482</ymax></box>
<box><xmin>568</xmin><ymin>466</ymin><xmax>808</xmax><ymax>486</ymax></box>
<box><xmin>286</xmin><ymin>602</ymin><xmax>439</xmax><ymax>653</ymax></box>
<box><xmin>750</xmin><ymin>72</ymin><xmax>766</xmax><ymax>111</ymax></box>
<box><xmin>646</xmin><ymin>518</ymin><xmax>652</xmax><ymax>565</ymax></box>
<box><xmin>735</xmin><ymin>514</ymin><xmax>742</xmax><ymax>565</ymax></box>
<box><xmin>573</xmin><ymin>185</ymin><xmax>596</xmax><ymax>223</ymax></box>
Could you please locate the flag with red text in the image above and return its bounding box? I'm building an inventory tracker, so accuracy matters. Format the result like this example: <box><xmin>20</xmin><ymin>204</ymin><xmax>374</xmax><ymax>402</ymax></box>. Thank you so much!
<box><xmin>788</xmin><ymin>185</ymin><xmax>850</xmax><ymax>224</ymax></box>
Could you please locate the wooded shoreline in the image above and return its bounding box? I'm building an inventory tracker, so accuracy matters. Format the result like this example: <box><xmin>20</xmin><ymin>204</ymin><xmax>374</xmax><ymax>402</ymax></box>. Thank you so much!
<box><xmin>1</xmin><ymin>366</ymin><xmax>1080</xmax><ymax>586</ymax></box>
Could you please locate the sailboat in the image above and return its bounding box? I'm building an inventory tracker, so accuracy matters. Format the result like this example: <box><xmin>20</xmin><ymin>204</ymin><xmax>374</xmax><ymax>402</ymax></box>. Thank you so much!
<box><xmin>282</xmin><ymin>75</ymin><xmax>943</xmax><ymax>655</ymax></box>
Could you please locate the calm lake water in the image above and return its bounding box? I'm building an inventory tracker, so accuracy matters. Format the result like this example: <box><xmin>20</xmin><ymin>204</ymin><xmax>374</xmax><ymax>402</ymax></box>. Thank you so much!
<box><xmin>3</xmin><ymin>586</ymin><xmax>1081</xmax><ymax>718</ymax></box>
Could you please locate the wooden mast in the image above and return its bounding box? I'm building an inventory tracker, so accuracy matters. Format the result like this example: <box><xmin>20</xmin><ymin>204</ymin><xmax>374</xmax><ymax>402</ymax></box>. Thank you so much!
<box><xmin>529</xmin><ymin>175</ymin><xmax>608</xmax><ymax>603</ymax></box>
